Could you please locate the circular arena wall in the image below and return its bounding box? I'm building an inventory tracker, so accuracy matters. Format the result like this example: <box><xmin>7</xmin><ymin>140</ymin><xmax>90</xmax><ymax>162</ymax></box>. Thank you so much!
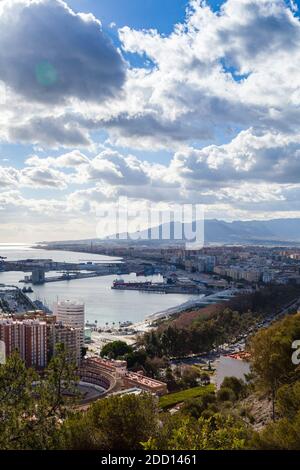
<box><xmin>79</xmin><ymin>358</ymin><xmax>118</xmax><ymax>400</ymax></box>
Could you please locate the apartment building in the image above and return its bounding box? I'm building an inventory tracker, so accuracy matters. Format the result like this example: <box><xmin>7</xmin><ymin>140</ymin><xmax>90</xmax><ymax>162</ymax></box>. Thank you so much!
<box><xmin>0</xmin><ymin>318</ymin><xmax>47</xmax><ymax>369</ymax></box>
<box><xmin>48</xmin><ymin>322</ymin><xmax>82</xmax><ymax>365</ymax></box>
<box><xmin>54</xmin><ymin>300</ymin><xmax>85</xmax><ymax>352</ymax></box>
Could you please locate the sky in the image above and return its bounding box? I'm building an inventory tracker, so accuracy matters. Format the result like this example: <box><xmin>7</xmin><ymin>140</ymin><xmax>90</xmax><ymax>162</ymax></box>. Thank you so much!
<box><xmin>1</xmin><ymin>0</ymin><xmax>300</xmax><ymax>242</ymax></box>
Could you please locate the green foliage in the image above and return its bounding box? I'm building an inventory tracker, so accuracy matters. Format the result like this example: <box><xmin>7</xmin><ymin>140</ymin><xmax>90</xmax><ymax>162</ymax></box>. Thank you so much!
<box><xmin>180</xmin><ymin>366</ymin><xmax>201</xmax><ymax>388</ymax></box>
<box><xmin>42</xmin><ymin>343</ymin><xmax>79</xmax><ymax>417</ymax></box>
<box><xmin>143</xmin><ymin>356</ymin><xmax>167</xmax><ymax>378</ymax></box>
<box><xmin>217</xmin><ymin>387</ymin><xmax>236</xmax><ymax>402</ymax></box>
<box><xmin>0</xmin><ymin>346</ymin><xmax>78</xmax><ymax>450</ymax></box>
<box><xmin>181</xmin><ymin>393</ymin><xmax>217</xmax><ymax>419</ymax></box>
<box><xmin>142</xmin><ymin>308</ymin><xmax>254</xmax><ymax>357</ymax></box>
<box><xmin>163</xmin><ymin>365</ymin><xmax>203</xmax><ymax>392</ymax></box>
<box><xmin>125</xmin><ymin>349</ymin><xmax>147</xmax><ymax>369</ymax></box>
<box><xmin>276</xmin><ymin>381</ymin><xmax>300</xmax><ymax>419</ymax></box>
<box><xmin>252</xmin><ymin>411</ymin><xmax>300</xmax><ymax>450</ymax></box>
<box><xmin>143</xmin><ymin>413</ymin><xmax>249</xmax><ymax>450</ymax></box>
<box><xmin>249</xmin><ymin>312</ymin><xmax>300</xmax><ymax>415</ymax></box>
<box><xmin>0</xmin><ymin>352</ymin><xmax>38</xmax><ymax>449</ymax></box>
<box><xmin>63</xmin><ymin>393</ymin><xmax>159</xmax><ymax>450</ymax></box>
<box><xmin>220</xmin><ymin>376</ymin><xmax>246</xmax><ymax>400</ymax></box>
<box><xmin>199</xmin><ymin>372</ymin><xmax>211</xmax><ymax>385</ymax></box>
<box><xmin>100</xmin><ymin>340</ymin><xmax>133</xmax><ymax>359</ymax></box>
<box><xmin>141</xmin><ymin>285</ymin><xmax>300</xmax><ymax>358</ymax></box>
<box><xmin>159</xmin><ymin>385</ymin><xmax>215</xmax><ymax>410</ymax></box>
<box><xmin>249</xmin><ymin>314</ymin><xmax>300</xmax><ymax>446</ymax></box>
<box><xmin>164</xmin><ymin>367</ymin><xmax>177</xmax><ymax>391</ymax></box>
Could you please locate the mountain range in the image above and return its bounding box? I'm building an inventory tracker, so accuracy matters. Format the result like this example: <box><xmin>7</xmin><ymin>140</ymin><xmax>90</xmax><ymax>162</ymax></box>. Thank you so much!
<box><xmin>202</xmin><ymin>218</ymin><xmax>300</xmax><ymax>245</ymax></box>
<box><xmin>43</xmin><ymin>218</ymin><xmax>300</xmax><ymax>247</ymax></box>
<box><xmin>113</xmin><ymin>218</ymin><xmax>300</xmax><ymax>245</ymax></box>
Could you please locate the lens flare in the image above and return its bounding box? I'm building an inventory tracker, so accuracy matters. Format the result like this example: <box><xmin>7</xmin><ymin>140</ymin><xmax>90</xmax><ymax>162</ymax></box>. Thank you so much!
<box><xmin>35</xmin><ymin>61</ymin><xmax>57</xmax><ymax>87</ymax></box>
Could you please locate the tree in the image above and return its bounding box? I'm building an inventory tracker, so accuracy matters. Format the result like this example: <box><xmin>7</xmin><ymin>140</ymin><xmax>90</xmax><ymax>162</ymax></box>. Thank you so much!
<box><xmin>100</xmin><ymin>340</ymin><xmax>133</xmax><ymax>359</ymax></box>
<box><xmin>41</xmin><ymin>343</ymin><xmax>79</xmax><ymax>419</ymax></box>
<box><xmin>0</xmin><ymin>352</ymin><xmax>38</xmax><ymax>449</ymax></box>
<box><xmin>220</xmin><ymin>376</ymin><xmax>246</xmax><ymax>400</ymax></box>
<box><xmin>249</xmin><ymin>313</ymin><xmax>300</xmax><ymax>420</ymax></box>
<box><xmin>143</xmin><ymin>413</ymin><xmax>250</xmax><ymax>450</ymax></box>
<box><xmin>0</xmin><ymin>346</ymin><xmax>78</xmax><ymax>450</ymax></box>
<box><xmin>181</xmin><ymin>393</ymin><xmax>216</xmax><ymax>420</ymax></box>
<box><xmin>144</xmin><ymin>356</ymin><xmax>167</xmax><ymax>378</ymax></box>
<box><xmin>276</xmin><ymin>380</ymin><xmax>300</xmax><ymax>419</ymax></box>
<box><xmin>165</xmin><ymin>367</ymin><xmax>177</xmax><ymax>391</ymax></box>
<box><xmin>252</xmin><ymin>411</ymin><xmax>300</xmax><ymax>450</ymax></box>
<box><xmin>63</xmin><ymin>393</ymin><xmax>159</xmax><ymax>450</ymax></box>
<box><xmin>125</xmin><ymin>349</ymin><xmax>147</xmax><ymax>369</ymax></box>
<box><xmin>217</xmin><ymin>387</ymin><xmax>236</xmax><ymax>402</ymax></box>
<box><xmin>180</xmin><ymin>366</ymin><xmax>201</xmax><ymax>388</ymax></box>
<box><xmin>199</xmin><ymin>372</ymin><xmax>210</xmax><ymax>385</ymax></box>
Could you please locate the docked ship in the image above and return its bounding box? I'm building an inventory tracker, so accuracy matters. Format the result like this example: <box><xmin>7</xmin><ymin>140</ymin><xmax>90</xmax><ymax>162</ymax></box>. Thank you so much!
<box><xmin>111</xmin><ymin>279</ymin><xmax>203</xmax><ymax>295</ymax></box>
<box><xmin>112</xmin><ymin>279</ymin><xmax>152</xmax><ymax>289</ymax></box>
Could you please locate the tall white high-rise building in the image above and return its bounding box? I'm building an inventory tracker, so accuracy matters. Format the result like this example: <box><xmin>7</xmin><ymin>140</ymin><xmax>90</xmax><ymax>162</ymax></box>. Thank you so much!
<box><xmin>54</xmin><ymin>300</ymin><xmax>85</xmax><ymax>353</ymax></box>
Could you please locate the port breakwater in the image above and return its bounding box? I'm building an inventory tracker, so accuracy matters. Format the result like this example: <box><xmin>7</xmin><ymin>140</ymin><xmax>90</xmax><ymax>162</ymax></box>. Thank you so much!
<box><xmin>21</xmin><ymin>270</ymin><xmax>125</xmax><ymax>284</ymax></box>
<box><xmin>3</xmin><ymin>259</ymin><xmax>131</xmax><ymax>285</ymax></box>
<box><xmin>0</xmin><ymin>246</ymin><xmax>196</xmax><ymax>325</ymax></box>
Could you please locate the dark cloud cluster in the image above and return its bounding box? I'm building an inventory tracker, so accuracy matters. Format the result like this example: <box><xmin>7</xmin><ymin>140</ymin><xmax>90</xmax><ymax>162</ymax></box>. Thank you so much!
<box><xmin>9</xmin><ymin>115</ymin><xmax>91</xmax><ymax>147</ymax></box>
<box><xmin>0</xmin><ymin>0</ymin><xmax>125</xmax><ymax>104</ymax></box>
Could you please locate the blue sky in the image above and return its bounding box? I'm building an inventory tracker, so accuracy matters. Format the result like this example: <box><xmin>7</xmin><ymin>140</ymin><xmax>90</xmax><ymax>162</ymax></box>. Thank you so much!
<box><xmin>1</xmin><ymin>0</ymin><xmax>300</xmax><ymax>242</ymax></box>
<box><xmin>68</xmin><ymin>0</ymin><xmax>299</xmax><ymax>31</ymax></box>
<box><xmin>0</xmin><ymin>0</ymin><xmax>237</xmax><ymax>167</ymax></box>
<box><xmin>68</xmin><ymin>0</ymin><xmax>190</xmax><ymax>32</ymax></box>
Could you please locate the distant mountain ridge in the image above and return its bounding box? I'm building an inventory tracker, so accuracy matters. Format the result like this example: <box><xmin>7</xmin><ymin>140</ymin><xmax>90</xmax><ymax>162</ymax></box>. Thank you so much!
<box><xmin>203</xmin><ymin>218</ymin><xmax>300</xmax><ymax>244</ymax></box>
<box><xmin>43</xmin><ymin>218</ymin><xmax>300</xmax><ymax>246</ymax></box>
<box><xmin>120</xmin><ymin>218</ymin><xmax>300</xmax><ymax>245</ymax></box>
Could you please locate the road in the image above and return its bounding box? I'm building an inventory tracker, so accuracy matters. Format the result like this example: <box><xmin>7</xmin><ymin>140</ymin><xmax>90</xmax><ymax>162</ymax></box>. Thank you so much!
<box><xmin>170</xmin><ymin>294</ymin><xmax>300</xmax><ymax>367</ymax></box>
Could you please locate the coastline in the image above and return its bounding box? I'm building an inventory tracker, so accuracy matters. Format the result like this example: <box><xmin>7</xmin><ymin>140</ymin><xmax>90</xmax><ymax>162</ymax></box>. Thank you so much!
<box><xmin>89</xmin><ymin>292</ymin><xmax>215</xmax><ymax>352</ymax></box>
<box><xmin>88</xmin><ymin>296</ymin><xmax>201</xmax><ymax>353</ymax></box>
<box><xmin>146</xmin><ymin>294</ymin><xmax>206</xmax><ymax>321</ymax></box>
<box><xmin>8</xmin><ymin>245</ymin><xmax>233</xmax><ymax>345</ymax></box>
<box><xmin>2</xmin><ymin>246</ymin><xmax>195</xmax><ymax>325</ymax></box>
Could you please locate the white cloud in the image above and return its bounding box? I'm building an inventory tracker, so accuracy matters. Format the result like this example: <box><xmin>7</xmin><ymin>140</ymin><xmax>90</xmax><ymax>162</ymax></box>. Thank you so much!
<box><xmin>7</xmin><ymin>126</ymin><xmax>300</xmax><ymax>214</ymax></box>
<box><xmin>26</xmin><ymin>150</ymin><xmax>90</xmax><ymax>169</ymax></box>
<box><xmin>171</xmin><ymin>128</ymin><xmax>300</xmax><ymax>186</ymax></box>
<box><xmin>20</xmin><ymin>166</ymin><xmax>67</xmax><ymax>189</ymax></box>
<box><xmin>1</xmin><ymin>0</ymin><xmax>300</xmax><ymax>151</ymax></box>
<box><xmin>0</xmin><ymin>0</ymin><xmax>125</xmax><ymax>104</ymax></box>
<box><xmin>0</xmin><ymin>166</ymin><xmax>19</xmax><ymax>189</ymax></box>
<box><xmin>9</xmin><ymin>115</ymin><xmax>92</xmax><ymax>148</ymax></box>
<box><xmin>105</xmin><ymin>0</ymin><xmax>300</xmax><ymax>148</ymax></box>
<box><xmin>2</xmin><ymin>0</ymin><xmax>300</xmax><ymax>240</ymax></box>
<box><xmin>0</xmin><ymin>0</ymin><xmax>125</xmax><ymax>148</ymax></box>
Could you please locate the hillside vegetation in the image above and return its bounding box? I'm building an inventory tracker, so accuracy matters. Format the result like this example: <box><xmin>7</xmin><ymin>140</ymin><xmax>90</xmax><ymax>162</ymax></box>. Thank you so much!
<box><xmin>141</xmin><ymin>285</ymin><xmax>300</xmax><ymax>358</ymax></box>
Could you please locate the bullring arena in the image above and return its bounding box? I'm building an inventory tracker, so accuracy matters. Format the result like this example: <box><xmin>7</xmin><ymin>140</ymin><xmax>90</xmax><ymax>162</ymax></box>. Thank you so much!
<box><xmin>77</xmin><ymin>357</ymin><xmax>168</xmax><ymax>405</ymax></box>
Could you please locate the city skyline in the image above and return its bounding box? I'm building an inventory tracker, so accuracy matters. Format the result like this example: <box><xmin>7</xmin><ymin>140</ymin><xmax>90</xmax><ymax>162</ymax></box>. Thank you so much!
<box><xmin>1</xmin><ymin>0</ymin><xmax>300</xmax><ymax>242</ymax></box>
<box><xmin>1</xmin><ymin>2</ymin><xmax>300</xmax><ymax>456</ymax></box>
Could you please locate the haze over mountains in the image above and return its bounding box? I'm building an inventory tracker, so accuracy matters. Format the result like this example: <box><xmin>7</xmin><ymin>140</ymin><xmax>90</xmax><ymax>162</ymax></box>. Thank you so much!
<box><xmin>45</xmin><ymin>218</ymin><xmax>300</xmax><ymax>246</ymax></box>
<box><xmin>113</xmin><ymin>218</ymin><xmax>300</xmax><ymax>245</ymax></box>
<box><xmin>202</xmin><ymin>218</ymin><xmax>300</xmax><ymax>245</ymax></box>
